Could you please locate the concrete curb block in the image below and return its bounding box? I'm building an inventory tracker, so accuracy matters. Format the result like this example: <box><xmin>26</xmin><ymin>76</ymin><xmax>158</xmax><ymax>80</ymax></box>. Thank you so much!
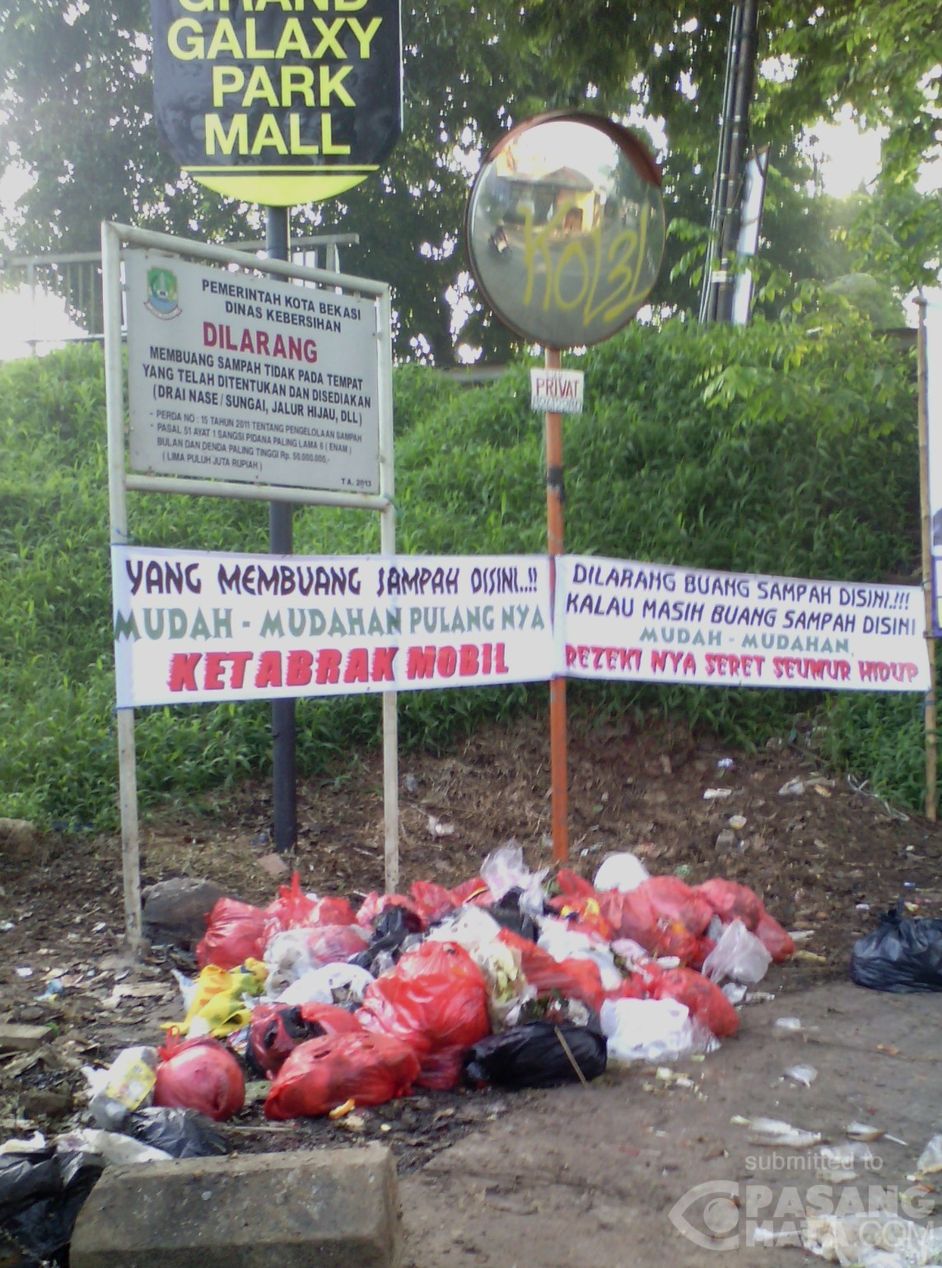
<box><xmin>70</xmin><ymin>1143</ymin><xmax>400</xmax><ymax>1267</ymax></box>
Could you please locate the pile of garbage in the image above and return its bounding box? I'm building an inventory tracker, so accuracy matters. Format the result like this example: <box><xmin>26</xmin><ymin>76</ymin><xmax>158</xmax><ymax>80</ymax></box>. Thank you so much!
<box><xmin>88</xmin><ymin>847</ymin><xmax>794</xmax><ymax>1126</ymax></box>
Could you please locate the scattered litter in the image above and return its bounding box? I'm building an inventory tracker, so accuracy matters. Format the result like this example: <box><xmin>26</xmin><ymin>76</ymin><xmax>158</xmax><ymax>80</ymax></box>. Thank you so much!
<box><xmin>703</xmin><ymin>788</ymin><xmax>733</xmax><ymax>801</ymax></box>
<box><xmin>716</xmin><ymin>758</ymin><xmax>735</xmax><ymax>771</ymax></box>
<box><xmin>774</xmin><ymin>1016</ymin><xmax>804</xmax><ymax>1034</ymax></box>
<box><xmin>916</xmin><ymin>1134</ymin><xmax>942</xmax><ymax>1177</ymax></box>
<box><xmin>86</xmin><ymin>1045</ymin><xmax>158</xmax><ymax>1131</ymax></box>
<box><xmin>816</xmin><ymin>1141</ymin><xmax>878</xmax><ymax>1182</ymax></box>
<box><xmin>728</xmin><ymin>815</ymin><xmax>747</xmax><ymax>830</ymax></box>
<box><xmin>783</xmin><ymin>1063</ymin><xmax>818</xmax><ymax>1087</ymax></box>
<box><xmin>803</xmin><ymin>1212</ymin><xmax>942</xmax><ymax>1264</ymax></box>
<box><xmin>734</xmin><ymin>1116</ymin><xmax>823</xmax><ymax>1149</ymax></box>
<box><xmin>14</xmin><ymin>967</ymin><xmax>33</xmax><ymax>979</ymax></box>
<box><xmin>778</xmin><ymin>778</ymin><xmax>806</xmax><ymax>796</ymax></box>
<box><xmin>36</xmin><ymin>979</ymin><xmax>64</xmax><ymax>1002</ymax></box>
<box><xmin>426</xmin><ymin>815</ymin><xmax>455</xmax><ymax>839</ymax></box>
<box><xmin>789</xmin><ymin>930</ymin><xmax>816</xmax><ymax>942</ymax></box>
<box><xmin>845</xmin><ymin>1121</ymin><xmax>885</xmax><ymax>1143</ymax></box>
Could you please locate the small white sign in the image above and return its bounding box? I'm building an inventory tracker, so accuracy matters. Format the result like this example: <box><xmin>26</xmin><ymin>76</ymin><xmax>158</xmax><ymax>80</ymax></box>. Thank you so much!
<box><xmin>530</xmin><ymin>368</ymin><xmax>584</xmax><ymax>414</ymax></box>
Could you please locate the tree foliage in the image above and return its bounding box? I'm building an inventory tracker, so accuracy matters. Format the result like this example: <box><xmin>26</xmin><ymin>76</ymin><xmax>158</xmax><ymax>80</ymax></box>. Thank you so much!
<box><xmin>0</xmin><ymin>1</ymin><xmax>939</xmax><ymax>360</ymax></box>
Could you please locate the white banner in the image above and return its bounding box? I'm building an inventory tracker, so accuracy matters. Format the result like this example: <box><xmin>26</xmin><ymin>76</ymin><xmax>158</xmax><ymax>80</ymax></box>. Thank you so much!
<box><xmin>112</xmin><ymin>547</ymin><xmax>553</xmax><ymax>707</ymax></box>
<box><xmin>557</xmin><ymin>555</ymin><xmax>929</xmax><ymax>692</ymax></box>
<box><xmin>124</xmin><ymin>250</ymin><xmax>382</xmax><ymax>494</ymax></box>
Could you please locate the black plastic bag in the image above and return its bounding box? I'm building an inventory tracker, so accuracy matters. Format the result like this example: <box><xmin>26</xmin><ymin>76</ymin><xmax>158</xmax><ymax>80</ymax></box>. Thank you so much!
<box><xmin>487</xmin><ymin>888</ymin><xmax>539</xmax><ymax>942</ymax></box>
<box><xmin>127</xmin><ymin>1107</ymin><xmax>228</xmax><ymax>1159</ymax></box>
<box><xmin>350</xmin><ymin>906</ymin><xmax>425</xmax><ymax>973</ymax></box>
<box><xmin>0</xmin><ymin>1147</ymin><xmax>104</xmax><ymax>1265</ymax></box>
<box><xmin>464</xmin><ymin>1021</ymin><xmax>607</xmax><ymax>1089</ymax></box>
<box><xmin>850</xmin><ymin>906</ymin><xmax>942</xmax><ymax>993</ymax></box>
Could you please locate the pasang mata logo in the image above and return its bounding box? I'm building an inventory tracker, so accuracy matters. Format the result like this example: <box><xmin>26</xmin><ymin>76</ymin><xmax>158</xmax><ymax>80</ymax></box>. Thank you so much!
<box><xmin>668</xmin><ymin>1176</ymin><xmax>938</xmax><ymax>1255</ymax></box>
<box><xmin>144</xmin><ymin>266</ymin><xmax>181</xmax><ymax>319</ymax></box>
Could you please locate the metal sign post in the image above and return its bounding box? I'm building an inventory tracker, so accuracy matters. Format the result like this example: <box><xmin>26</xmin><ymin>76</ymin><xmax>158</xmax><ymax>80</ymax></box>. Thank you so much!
<box><xmin>465</xmin><ymin>111</ymin><xmax>665</xmax><ymax>862</ymax></box>
<box><xmin>266</xmin><ymin>206</ymin><xmax>297</xmax><ymax>851</ymax></box>
<box><xmin>104</xmin><ymin>222</ymin><xmax>398</xmax><ymax>945</ymax></box>
<box><xmin>544</xmin><ymin>346</ymin><xmax>569</xmax><ymax>861</ymax></box>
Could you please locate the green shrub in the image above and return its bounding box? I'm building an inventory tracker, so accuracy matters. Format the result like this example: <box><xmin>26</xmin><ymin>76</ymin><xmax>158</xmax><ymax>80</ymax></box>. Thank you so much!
<box><xmin>0</xmin><ymin>312</ymin><xmax>927</xmax><ymax>829</ymax></box>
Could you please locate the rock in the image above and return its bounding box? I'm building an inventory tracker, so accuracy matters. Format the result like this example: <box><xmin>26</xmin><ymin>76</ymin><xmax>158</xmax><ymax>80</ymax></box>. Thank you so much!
<box><xmin>70</xmin><ymin>1145</ymin><xmax>401</xmax><ymax>1267</ymax></box>
<box><xmin>141</xmin><ymin>878</ymin><xmax>226</xmax><ymax>947</ymax></box>
<box><xmin>0</xmin><ymin>817</ymin><xmax>42</xmax><ymax>860</ymax></box>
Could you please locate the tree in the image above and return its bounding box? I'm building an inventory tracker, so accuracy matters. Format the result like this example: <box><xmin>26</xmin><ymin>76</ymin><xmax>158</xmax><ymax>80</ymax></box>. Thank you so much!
<box><xmin>1</xmin><ymin>1</ymin><xmax>939</xmax><ymax>360</ymax></box>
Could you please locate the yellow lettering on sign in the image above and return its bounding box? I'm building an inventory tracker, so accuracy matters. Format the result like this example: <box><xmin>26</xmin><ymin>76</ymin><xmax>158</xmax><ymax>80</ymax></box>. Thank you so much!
<box><xmin>204</xmin><ymin>111</ymin><xmax>352</xmax><ymax>157</ymax></box>
<box><xmin>210</xmin><ymin>64</ymin><xmax>354</xmax><ymax>109</ymax></box>
<box><xmin>309</xmin><ymin>18</ymin><xmax>346</xmax><ymax>58</ymax></box>
<box><xmin>205</xmin><ymin>113</ymin><xmax>248</xmax><ymax>156</ymax></box>
<box><xmin>318</xmin><ymin>64</ymin><xmax>355</xmax><ymax>106</ymax></box>
<box><xmin>167</xmin><ymin>17</ymin><xmax>203</xmax><ymax>59</ymax></box>
<box><xmin>243</xmin><ymin>65</ymin><xmax>281</xmax><ymax>107</ymax></box>
<box><xmin>346</xmin><ymin>16</ymin><xmax>382</xmax><ymax>57</ymax></box>
<box><xmin>251</xmin><ymin>114</ymin><xmax>290</xmax><ymax>155</ymax></box>
<box><xmin>167</xmin><ymin>16</ymin><xmax>382</xmax><ymax>62</ymax></box>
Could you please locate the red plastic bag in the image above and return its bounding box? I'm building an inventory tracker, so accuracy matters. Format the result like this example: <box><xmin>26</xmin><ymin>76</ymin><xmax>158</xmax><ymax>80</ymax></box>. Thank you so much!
<box><xmin>639</xmin><ymin>877</ymin><xmax>714</xmax><ymax>936</ymax></box>
<box><xmin>415</xmin><ymin>1044</ymin><xmax>467</xmax><ymax>1091</ymax></box>
<box><xmin>196</xmin><ymin>898</ymin><xmax>267</xmax><ymax>970</ymax></box>
<box><xmin>154</xmin><ymin>1033</ymin><xmax>244</xmax><ymax>1121</ymax></box>
<box><xmin>600</xmin><ymin>888</ymin><xmax>707</xmax><ymax>964</ymax></box>
<box><xmin>308</xmin><ymin>896</ymin><xmax>357</xmax><ymax>927</ymax></box>
<box><xmin>497</xmin><ymin>929</ymin><xmax>606</xmax><ymax>1012</ymax></box>
<box><xmin>755</xmin><ymin>910</ymin><xmax>795</xmax><ymax>963</ymax></box>
<box><xmin>357</xmin><ymin>943</ymin><xmax>490</xmax><ymax>1057</ymax></box>
<box><xmin>650</xmin><ymin>967</ymin><xmax>740</xmax><ymax>1038</ymax></box>
<box><xmin>448</xmin><ymin>877</ymin><xmax>490</xmax><ymax>906</ymax></box>
<box><xmin>247</xmin><ymin>1002</ymin><xmax>362</xmax><ymax>1078</ymax></box>
<box><xmin>355</xmin><ymin>891</ymin><xmax>426</xmax><ymax>930</ymax></box>
<box><xmin>265</xmin><ymin>872</ymin><xmax>317</xmax><ymax>933</ymax></box>
<box><xmin>304</xmin><ymin>923</ymin><xmax>370</xmax><ymax>966</ymax></box>
<box><xmin>264</xmin><ymin>1031</ymin><xmax>420</xmax><ymax>1119</ymax></box>
<box><xmin>696</xmin><ymin>878</ymin><xmax>762</xmax><ymax>930</ymax></box>
<box><xmin>409</xmin><ymin>880</ymin><xmax>458</xmax><ymax>924</ymax></box>
<box><xmin>555</xmin><ymin>868</ymin><xmax>597</xmax><ymax>900</ymax></box>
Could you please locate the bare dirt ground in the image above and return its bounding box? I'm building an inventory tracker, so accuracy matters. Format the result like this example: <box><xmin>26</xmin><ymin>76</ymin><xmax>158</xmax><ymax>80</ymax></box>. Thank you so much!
<box><xmin>2</xmin><ymin>712</ymin><xmax>942</xmax><ymax>1264</ymax></box>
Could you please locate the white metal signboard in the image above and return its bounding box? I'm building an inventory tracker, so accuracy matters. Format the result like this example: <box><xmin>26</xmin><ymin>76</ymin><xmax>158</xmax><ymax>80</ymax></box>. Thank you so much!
<box><xmin>125</xmin><ymin>249</ymin><xmax>382</xmax><ymax>493</ymax></box>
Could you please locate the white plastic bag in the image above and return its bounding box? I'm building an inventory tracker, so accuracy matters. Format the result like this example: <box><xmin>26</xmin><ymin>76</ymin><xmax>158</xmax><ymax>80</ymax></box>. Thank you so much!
<box><xmin>262</xmin><ymin>925</ymin><xmax>369</xmax><ymax>997</ymax></box>
<box><xmin>275</xmin><ymin>962</ymin><xmax>375</xmax><ymax>1006</ymax></box>
<box><xmin>600</xmin><ymin>997</ymin><xmax>713</xmax><ymax>1064</ymax></box>
<box><xmin>594</xmin><ymin>852</ymin><xmax>650</xmax><ymax>893</ymax></box>
<box><xmin>55</xmin><ymin>1129</ymin><xmax>171</xmax><ymax>1166</ymax></box>
<box><xmin>480</xmin><ymin>843</ymin><xmax>548</xmax><ymax>916</ymax></box>
<box><xmin>537</xmin><ymin>919</ymin><xmax>623</xmax><ymax>990</ymax></box>
<box><xmin>702</xmin><ymin>919</ymin><xmax>772</xmax><ymax>985</ymax></box>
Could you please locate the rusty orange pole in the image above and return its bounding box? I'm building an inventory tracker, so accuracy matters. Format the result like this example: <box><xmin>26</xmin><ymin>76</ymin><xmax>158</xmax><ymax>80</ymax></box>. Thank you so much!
<box><xmin>544</xmin><ymin>345</ymin><xmax>569</xmax><ymax>862</ymax></box>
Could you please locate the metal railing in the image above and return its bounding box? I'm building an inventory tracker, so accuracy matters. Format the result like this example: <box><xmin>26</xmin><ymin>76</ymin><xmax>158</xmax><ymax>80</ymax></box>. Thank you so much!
<box><xmin>0</xmin><ymin>233</ymin><xmax>358</xmax><ymax>353</ymax></box>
